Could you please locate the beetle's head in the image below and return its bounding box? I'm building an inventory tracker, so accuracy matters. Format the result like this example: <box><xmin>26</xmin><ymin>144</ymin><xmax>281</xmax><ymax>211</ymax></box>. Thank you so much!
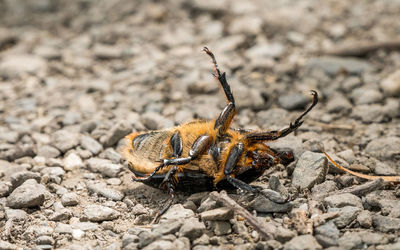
<box><xmin>272</xmin><ymin>147</ymin><xmax>295</xmax><ymax>166</ymax></box>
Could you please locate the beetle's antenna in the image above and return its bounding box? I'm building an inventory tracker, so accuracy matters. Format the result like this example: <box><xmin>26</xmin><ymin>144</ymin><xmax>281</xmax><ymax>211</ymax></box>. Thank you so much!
<box><xmin>203</xmin><ymin>47</ymin><xmax>221</xmax><ymax>78</ymax></box>
<box><xmin>321</xmin><ymin>148</ymin><xmax>400</xmax><ymax>183</ymax></box>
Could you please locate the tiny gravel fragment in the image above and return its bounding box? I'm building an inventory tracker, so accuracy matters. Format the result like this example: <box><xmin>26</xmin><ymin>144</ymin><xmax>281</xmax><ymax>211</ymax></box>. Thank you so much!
<box><xmin>63</xmin><ymin>152</ymin><xmax>84</xmax><ymax>171</ymax></box>
<box><xmin>87</xmin><ymin>182</ymin><xmax>124</xmax><ymax>201</ymax></box>
<box><xmin>284</xmin><ymin>234</ymin><xmax>322</xmax><ymax>250</ymax></box>
<box><xmin>200</xmin><ymin>207</ymin><xmax>233</xmax><ymax>221</ymax></box>
<box><xmin>179</xmin><ymin>217</ymin><xmax>206</xmax><ymax>241</ymax></box>
<box><xmin>80</xmin><ymin>135</ymin><xmax>103</xmax><ymax>155</ymax></box>
<box><xmin>83</xmin><ymin>204</ymin><xmax>120</xmax><ymax>222</ymax></box>
<box><xmin>61</xmin><ymin>192</ymin><xmax>79</xmax><ymax>206</ymax></box>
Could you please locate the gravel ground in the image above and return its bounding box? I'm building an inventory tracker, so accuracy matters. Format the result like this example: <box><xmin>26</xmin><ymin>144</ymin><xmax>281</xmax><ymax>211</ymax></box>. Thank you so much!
<box><xmin>1</xmin><ymin>0</ymin><xmax>400</xmax><ymax>249</ymax></box>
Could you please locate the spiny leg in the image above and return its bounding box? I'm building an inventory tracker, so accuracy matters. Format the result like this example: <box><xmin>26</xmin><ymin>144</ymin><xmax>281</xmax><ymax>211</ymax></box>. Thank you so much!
<box><xmin>151</xmin><ymin>166</ymin><xmax>177</xmax><ymax>224</ymax></box>
<box><xmin>223</xmin><ymin>143</ymin><xmax>288</xmax><ymax>203</ymax></box>
<box><xmin>132</xmin><ymin>131</ymin><xmax>183</xmax><ymax>182</ymax></box>
<box><xmin>245</xmin><ymin>90</ymin><xmax>318</xmax><ymax>142</ymax></box>
<box><xmin>203</xmin><ymin>47</ymin><xmax>236</xmax><ymax>136</ymax></box>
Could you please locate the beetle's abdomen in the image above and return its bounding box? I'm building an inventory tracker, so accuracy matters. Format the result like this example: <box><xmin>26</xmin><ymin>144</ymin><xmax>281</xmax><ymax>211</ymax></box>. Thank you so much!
<box><xmin>131</xmin><ymin>131</ymin><xmax>173</xmax><ymax>162</ymax></box>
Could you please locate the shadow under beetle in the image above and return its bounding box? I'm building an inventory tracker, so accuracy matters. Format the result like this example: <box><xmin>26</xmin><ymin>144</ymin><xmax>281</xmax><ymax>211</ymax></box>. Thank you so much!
<box><xmin>122</xmin><ymin>47</ymin><xmax>318</xmax><ymax>222</ymax></box>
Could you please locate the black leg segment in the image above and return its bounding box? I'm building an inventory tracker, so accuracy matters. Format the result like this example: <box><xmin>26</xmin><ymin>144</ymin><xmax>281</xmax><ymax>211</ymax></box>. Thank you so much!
<box><xmin>203</xmin><ymin>47</ymin><xmax>237</xmax><ymax>135</ymax></box>
<box><xmin>170</xmin><ymin>131</ymin><xmax>183</xmax><ymax>158</ymax></box>
<box><xmin>246</xmin><ymin>90</ymin><xmax>318</xmax><ymax>142</ymax></box>
<box><xmin>223</xmin><ymin>143</ymin><xmax>288</xmax><ymax>203</ymax></box>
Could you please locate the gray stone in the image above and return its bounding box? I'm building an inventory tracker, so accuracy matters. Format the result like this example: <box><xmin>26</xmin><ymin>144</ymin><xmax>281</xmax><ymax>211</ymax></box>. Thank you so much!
<box><xmin>51</xmin><ymin>130</ymin><xmax>79</xmax><ymax>153</ymax></box>
<box><xmin>142</xmin><ymin>240</ymin><xmax>175</xmax><ymax>250</ymax></box>
<box><xmin>200</xmin><ymin>207</ymin><xmax>233</xmax><ymax>221</ymax></box>
<box><xmin>10</xmin><ymin>170</ymin><xmax>41</xmax><ymax>190</ymax></box>
<box><xmin>311</xmin><ymin>181</ymin><xmax>338</xmax><ymax>201</ymax></box>
<box><xmin>380</xmin><ymin>69</ymin><xmax>400</xmax><ymax>97</ymax></box>
<box><xmin>328</xmin><ymin>206</ymin><xmax>361</xmax><ymax>228</ymax></box>
<box><xmin>283</xmin><ymin>234</ymin><xmax>322</xmax><ymax>250</ymax></box>
<box><xmin>306</xmin><ymin>57</ymin><xmax>372</xmax><ymax>76</ymax></box>
<box><xmin>80</xmin><ymin>135</ymin><xmax>103</xmax><ymax>155</ymax></box>
<box><xmin>208</xmin><ymin>221</ymin><xmax>231</xmax><ymax>235</ymax></box>
<box><xmin>102</xmin><ymin>148</ymin><xmax>121</xmax><ymax>163</ymax></box>
<box><xmin>160</xmin><ymin>204</ymin><xmax>195</xmax><ymax>221</ymax></box>
<box><xmin>256</xmin><ymin>108</ymin><xmax>289</xmax><ymax>129</ymax></box>
<box><xmin>131</xmin><ymin>203</ymin><xmax>149</xmax><ymax>215</ymax></box>
<box><xmin>138</xmin><ymin>231</ymin><xmax>160</xmax><ymax>248</ymax></box>
<box><xmin>37</xmin><ymin>145</ymin><xmax>61</xmax><ymax>158</ymax></box>
<box><xmin>179</xmin><ymin>218</ymin><xmax>206</xmax><ymax>240</ymax></box>
<box><xmin>0</xmin><ymin>54</ymin><xmax>47</xmax><ymax>78</ymax></box>
<box><xmin>323</xmin><ymin>193</ymin><xmax>363</xmax><ymax>209</ymax></box>
<box><xmin>0</xmin><ymin>240</ymin><xmax>18</xmax><ymax>250</ymax></box>
<box><xmin>103</xmin><ymin>120</ymin><xmax>132</xmax><ymax>147</ymax></box>
<box><xmin>357</xmin><ymin>210</ymin><xmax>372</xmax><ymax>228</ymax></box>
<box><xmin>153</xmin><ymin>220</ymin><xmax>183</xmax><ymax>235</ymax></box>
<box><xmin>87</xmin><ymin>182</ymin><xmax>124</xmax><ymax>201</ymax></box>
<box><xmin>365</xmin><ymin>136</ymin><xmax>400</xmax><ymax>161</ymax></box>
<box><xmin>372</xmin><ymin>214</ymin><xmax>400</xmax><ymax>232</ymax></box>
<box><xmin>278</xmin><ymin>93</ymin><xmax>310</xmax><ymax>111</ymax></box>
<box><xmin>5</xmin><ymin>208</ymin><xmax>28</xmax><ymax>221</ymax></box>
<box><xmin>246</xmin><ymin>42</ymin><xmax>285</xmax><ymax>58</ymax></box>
<box><xmin>315</xmin><ymin>221</ymin><xmax>339</xmax><ymax>247</ymax></box>
<box><xmin>229</xmin><ymin>16</ymin><xmax>263</xmax><ymax>35</ymax></box>
<box><xmin>374</xmin><ymin>161</ymin><xmax>397</xmax><ymax>175</ymax></box>
<box><xmin>292</xmin><ymin>151</ymin><xmax>328</xmax><ymax>189</ymax></box>
<box><xmin>0</xmin><ymin>181</ymin><xmax>11</xmax><ymax>197</ymax></box>
<box><xmin>193</xmin><ymin>234</ymin><xmax>210</xmax><ymax>246</ymax></box>
<box><xmin>326</xmin><ymin>94</ymin><xmax>352</xmax><ymax>114</ymax></box>
<box><xmin>83</xmin><ymin>204</ymin><xmax>120</xmax><ymax>222</ymax></box>
<box><xmin>197</xmin><ymin>197</ymin><xmax>218</xmax><ymax>213</ymax></box>
<box><xmin>357</xmin><ymin>231</ymin><xmax>389</xmax><ymax>245</ymax></box>
<box><xmin>351</xmin><ymin>87</ymin><xmax>383</xmax><ymax>105</ymax></box>
<box><xmin>36</xmin><ymin>235</ymin><xmax>55</xmax><ymax>246</ymax></box>
<box><xmin>351</xmin><ymin>104</ymin><xmax>387</xmax><ymax>123</ymax></box>
<box><xmin>141</xmin><ymin>112</ymin><xmax>174</xmax><ymax>130</ymax></box>
<box><xmin>378</xmin><ymin>242</ymin><xmax>400</xmax><ymax>250</ymax></box>
<box><xmin>250</xmin><ymin>196</ymin><xmax>292</xmax><ymax>213</ymax></box>
<box><xmin>87</xmin><ymin>158</ymin><xmax>122</xmax><ymax>177</ymax></box>
<box><xmin>63</xmin><ymin>153</ymin><xmax>84</xmax><ymax>171</ymax></box>
<box><xmin>338</xmin><ymin>232</ymin><xmax>362</xmax><ymax>250</ymax></box>
<box><xmin>93</xmin><ymin>44</ymin><xmax>123</xmax><ymax>59</ymax></box>
<box><xmin>173</xmin><ymin>237</ymin><xmax>190</xmax><ymax>250</ymax></box>
<box><xmin>275</xmin><ymin>226</ymin><xmax>296</xmax><ymax>243</ymax></box>
<box><xmin>61</xmin><ymin>192</ymin><xmax>79</xmax><ymax>206</ymax></box>
<box><xmin>49</xmin><ymin>208</ymin><xmax>72</xmax><ymax>221</ymax></box>
<box><xmin>7</xmin><ymin>179</ymin><xmax>46</xmax><ymax>208</ymax></box>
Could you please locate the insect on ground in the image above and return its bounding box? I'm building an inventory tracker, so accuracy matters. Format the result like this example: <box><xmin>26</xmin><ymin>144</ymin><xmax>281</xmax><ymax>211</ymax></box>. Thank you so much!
<box><xmin>122</xmin><ymin>47</ymin><xmax>319</xmax><ymax>223</ymax></box>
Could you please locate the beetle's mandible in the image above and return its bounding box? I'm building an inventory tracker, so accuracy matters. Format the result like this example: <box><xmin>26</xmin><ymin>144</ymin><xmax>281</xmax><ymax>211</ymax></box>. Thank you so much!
<box><xmin>122</xmin><ymin>47</ymin><xmax>318</xmax><ymax>222</ymax></box>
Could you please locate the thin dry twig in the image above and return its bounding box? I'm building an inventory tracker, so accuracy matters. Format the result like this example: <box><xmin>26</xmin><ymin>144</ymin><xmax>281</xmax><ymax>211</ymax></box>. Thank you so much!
<box><xmin>209</xmin><ymin>190</ymin><xmax>275</xmax><ymax>240</ymax></box>
<box><xmin>322</xmin><ymin>39</ymin><xmax>400</xmax><ymax>57</ymax></box>
<box><xmin>329</xmin><ymin>178</ymin><xmax>384</xmax><ymax>197</ymax></box>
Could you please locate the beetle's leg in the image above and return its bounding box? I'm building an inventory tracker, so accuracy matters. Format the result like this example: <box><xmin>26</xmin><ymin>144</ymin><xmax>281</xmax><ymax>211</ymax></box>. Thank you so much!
<box><xmin>151</xmin><ymin>166</ymin><xmax>177</xmax><ymax>224</ymax></box>
<box><xmin>157</xmin><ymin>134</ymin><xmax>212</xmax><ymax>167</ymax></box>
<box><xmin>245</xmin><ymin>91</ymin><xmax>318</xmax><ymax>142</ymax></box>
<box><xmin>223</xmin><ymin>143</ymin><xmax>288</xmax><ymax>203</ymax></box>
<box><xmin>132</xmin><ymin>131</ymin><xmax>183</xmax><ymax>182</ymax></box>
<box><xmin>204</xmin><ymin>47</ymin><xmax>236</xmax><ymax>136</ymax></box>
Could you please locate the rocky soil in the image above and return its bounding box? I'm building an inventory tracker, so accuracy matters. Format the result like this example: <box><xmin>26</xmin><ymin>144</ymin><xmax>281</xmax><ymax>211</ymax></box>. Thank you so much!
<box><xmin>1</xmin><ymin>0</ymin><xmax>400</xmax><ymax>249</ymax></box>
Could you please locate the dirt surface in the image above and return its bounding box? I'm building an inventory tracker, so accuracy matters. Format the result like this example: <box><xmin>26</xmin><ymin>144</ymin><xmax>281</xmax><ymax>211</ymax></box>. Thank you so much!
<box><xmin>1</xmin><ymin>0</ymin><xmax>400</xmax><ymax>249</ymax></box>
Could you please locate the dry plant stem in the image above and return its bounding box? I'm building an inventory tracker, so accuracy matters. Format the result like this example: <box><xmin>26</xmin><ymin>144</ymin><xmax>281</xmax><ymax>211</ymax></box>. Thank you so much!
<box><xmin>323</xmin><ymin>39</ymin><xmax>400</xmax><ymax>57</ymax></box>
<box><xmin>210</xmin><ymin>190</ymin><xmax>274</xmax><ymax>240</ymax></box>
<box><xmin>332</xmin><ymin>178</ymin><xmax>384</xmax><ymax>197</ymax></box>
<box><xmin>322</xmin><ymin>151</ymin><xmax>400</xmax><ymax>183</ymax></box>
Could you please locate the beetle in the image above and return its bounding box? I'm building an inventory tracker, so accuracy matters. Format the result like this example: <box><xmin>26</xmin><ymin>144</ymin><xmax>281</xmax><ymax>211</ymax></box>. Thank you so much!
<box><xmin>122</xmin><ymin>47</ymin><xmax>318</xmax><ymax>222</ymax></box>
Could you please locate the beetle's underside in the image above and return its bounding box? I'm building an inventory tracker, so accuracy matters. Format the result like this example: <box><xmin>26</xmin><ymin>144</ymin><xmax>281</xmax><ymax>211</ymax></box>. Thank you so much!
<box><xmin>123</xmin><ymin>47</ymin><xmax>318</xmax><ymax>222</ymax></box>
